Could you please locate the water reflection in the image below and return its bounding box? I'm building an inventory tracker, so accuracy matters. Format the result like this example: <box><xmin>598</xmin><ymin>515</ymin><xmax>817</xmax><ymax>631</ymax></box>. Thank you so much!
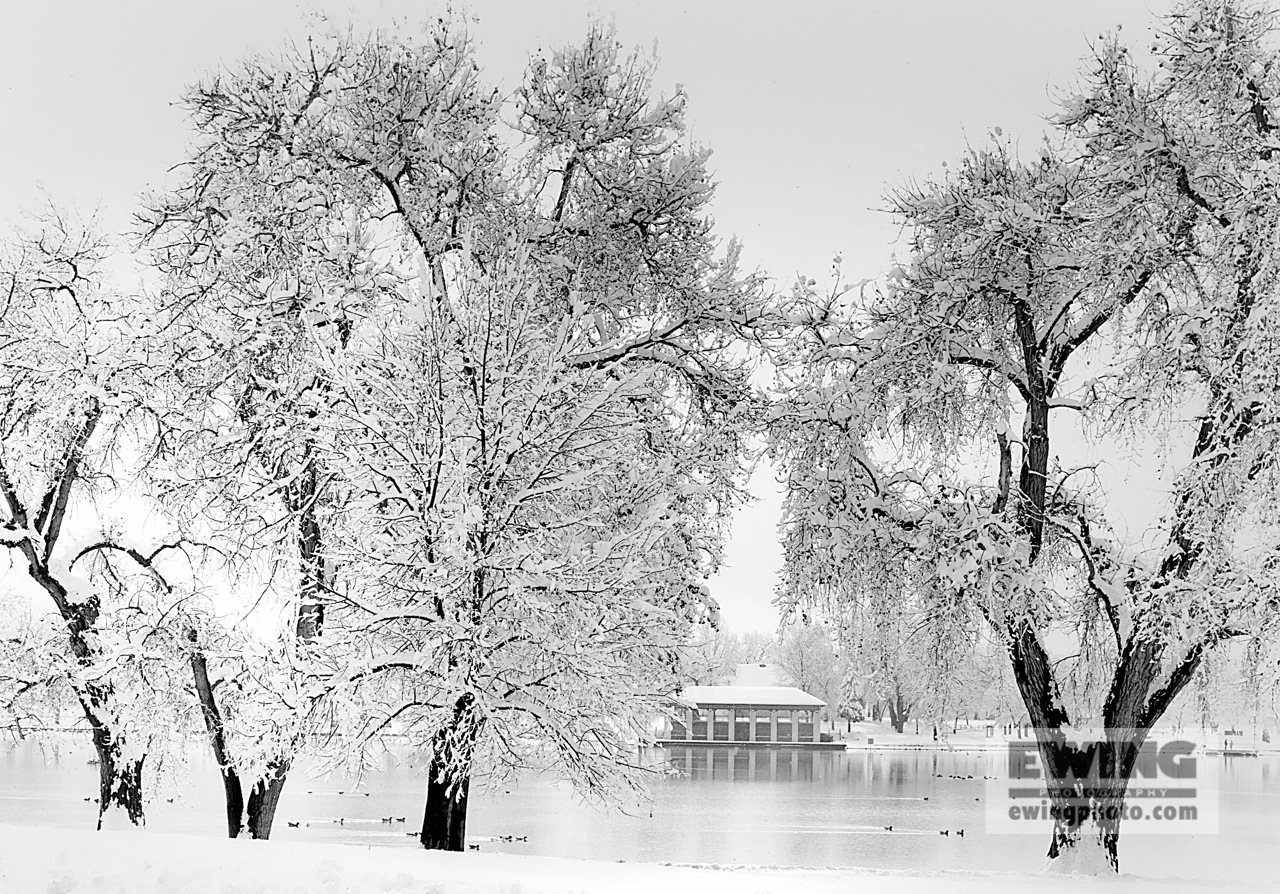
<box><xmin>665</xmin><ymin>746</ymin><xmax>823</xmax><ymax>782</ymax></box>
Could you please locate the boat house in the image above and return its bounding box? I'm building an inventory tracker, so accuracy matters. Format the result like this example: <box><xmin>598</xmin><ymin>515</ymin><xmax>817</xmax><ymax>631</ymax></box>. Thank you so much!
<box><xmin>659</xmin><ymin>685</ymin><xmax>832</xmax><ymax>747</ymax></box>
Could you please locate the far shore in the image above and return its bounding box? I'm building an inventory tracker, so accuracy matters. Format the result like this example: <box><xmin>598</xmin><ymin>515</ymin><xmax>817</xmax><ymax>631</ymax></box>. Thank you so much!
<box><xmin>824</xmin><ymin>720</ymin><xmax>1280</xmax><ymax>756</ymax></box>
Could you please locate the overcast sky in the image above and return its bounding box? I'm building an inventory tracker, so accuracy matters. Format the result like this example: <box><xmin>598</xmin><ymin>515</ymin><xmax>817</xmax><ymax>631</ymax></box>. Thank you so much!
<box><xmin>1</xmin><ymin>0</ymin><xmax>1173</xmax><ymax>633</ymax></box>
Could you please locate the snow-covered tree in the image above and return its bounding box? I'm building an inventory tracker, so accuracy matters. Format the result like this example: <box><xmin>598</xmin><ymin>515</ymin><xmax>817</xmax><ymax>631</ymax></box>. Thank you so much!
<box><xmin>840</xmin><ymin>606</ymin><xmax>921</xmax><ymax>734</ymax></box>
<box><xmin>142</xmin><ymin>17</ymin><xmax>763</xmax><ymax>851</ymax></box>
<box><xmin>770</xmin><ymin>0</ymin><xmax>1280</xmax><ymax>872</ymax></box>
<box><xmin>685</xmin><ymin>626</ymin><xmax>743</xmax><ymax>685</ymax></box>
<box><xmin>0</xmin><ymin>583</ymin><xmax>81</xmax><ymax>736</ymax></box>
<box><xmin>0</xmin><ymin>212</ymin><xmax>192</xmax><ymax>828</ymax></box>
<box><xmin>773</xmin><ymin>623</ymin><xmax>840</xmax><ymax>722</ymax></box>
<box><xmin>685</xmin><ymin>628</ymin><xmax>779</xmax><ymax>685</ymax></box>
<box><xmin>736</xmin><ymin>630</ymin><xmax>776</xmax><ymax>664</ymax></box>
<box><xmin>135</xmin><ymin>16</ymin><xmax>504</xmax><ymax>837</ymax></box>
<box><xmin>319</xmin><ymin>242</ymin><xmax>737</xmax><ymax>850</ymax></box>
<box><xmin>831</xmin><ymin>580</ymin><xmax>1010</xmax><ymax>733</ymax></box>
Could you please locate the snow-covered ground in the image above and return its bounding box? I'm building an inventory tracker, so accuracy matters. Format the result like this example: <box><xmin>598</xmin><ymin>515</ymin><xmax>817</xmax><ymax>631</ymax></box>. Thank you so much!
<box><xmin>0</xmin><ymin>823</ymin><xmax>1271</xmax><ymax>894</ymax></box>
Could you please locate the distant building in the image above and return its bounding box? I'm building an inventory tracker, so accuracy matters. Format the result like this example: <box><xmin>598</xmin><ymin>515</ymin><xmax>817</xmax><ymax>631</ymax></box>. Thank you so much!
<box><xmin>658</xmin><ymin>684</ymin><xmax>831</xmax><ymax>747</ymax></box>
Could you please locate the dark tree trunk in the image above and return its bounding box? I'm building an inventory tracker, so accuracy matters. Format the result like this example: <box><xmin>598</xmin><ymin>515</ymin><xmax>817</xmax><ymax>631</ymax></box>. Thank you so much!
<box><xmin>420</xmin><ymin>756</ymin><xmax>470</xmax><ymax>851</ymax></box>
<box><xmin>1006</xmin><ymin>615</ymin><xmax>1205</xmax><ymax>873</ymax></box>
<box><xmin>886</xmin><ymin>686</ymin><xmax>909</xmax><ymax>734</ymax></box>
<box><xmin>1045</xmin><ymin>790</ymin><xmax>1123</xmax><ymax>873</ymax></box>
<box><xmin>246</xmin><ymin>760</ymin><xmax>289</xmax><ymax>839</ymax></box>
<box><xmin>189</xmin><ymin>629</ymin><xmax>246</xmax><ymax>836</ymax></box>
<box><xmin>219</xmin><ymin>767</ymin><xmax>246</xmax><ymax>837</ymax></box>
<box><xmin>290</xmin><ymin>463</ymin><xmax>327</xmax><ymax>642</ymax></box>
<box><xmin>91</xmin><ymin>725</ymin><xmax>145</xmax><ymax>829</ymax></box>
<box><xmin>420</xmin><ymin>693</ymin><xmax>479</xmax><ymax>852</ymax></box>
<box><xmin>1036</xmin><ymin>732</ymin><xmax>1147</xmax><ymax>873</ymax></box>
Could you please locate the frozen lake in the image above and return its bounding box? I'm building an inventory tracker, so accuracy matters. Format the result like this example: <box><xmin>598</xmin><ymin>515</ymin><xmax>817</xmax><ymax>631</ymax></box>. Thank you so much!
<box><xmin>3</xmin><ymin>736</ymin><xmax>1278</xmax><ymax>878</ymax></box>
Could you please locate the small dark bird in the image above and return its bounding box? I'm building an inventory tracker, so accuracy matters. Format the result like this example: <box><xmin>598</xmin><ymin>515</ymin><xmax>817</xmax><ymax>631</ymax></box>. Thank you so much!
<box><xmin>939</xmin><ymin>830</ymin><xmax>949</xmax><ymax>836</ymax></box>
<box><xmin>923</xmin><ymin>797</ymin><xmax>929</xmax><ymax>801</ymax></box>
<box><xmin>515</xmin><ymin>835</ymin><xmax>527</xmax><ymax>841</ymax></box>
<box><xmin>405</xmin><ymin>832</ymin><xmax>417</xmax><ymax>838</ymax></box>
<box><xmin>337</xmin><ymin>818</ymin><xmax>344</xmax><ymax>825</ymax></box>
<box><xmin>395</xmin><ymin>817</ymin><xmax>405</xmax><ymax>822</ymax></box>
<box><xmin>382</xmin><ymin>817</ymin><xmax>393</xmax><ymax>823</ymax></box>
<box><xmin>468</xmin><ymin>844</ymin><xmax>480</xmax><ymax>851</ymax></box>
<box><xmin>957</xmin><ymin>829</ymin><xmax>965</xmax><ymax>837</ymax></box>
<box><xmin>883</xmin><ymin>825</ymin><xmax>893</xmax><ymax>831</ymax></box>
<box><xmin>287</xmin><ymin>821</ymin><xmax>300</xmax><ymax>828</ymax></box>
<box><xmin>338</xmin><ymin>791</ymin><xmax>345</xmax><ymax>795</ymax></box>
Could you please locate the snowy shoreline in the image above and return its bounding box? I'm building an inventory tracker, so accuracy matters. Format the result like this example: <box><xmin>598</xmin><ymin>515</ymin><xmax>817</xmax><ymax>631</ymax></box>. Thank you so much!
<box><xmin>0</xmin><ymin>823</ymin><xmax>1269</xmax><ymax>894</ymax></box>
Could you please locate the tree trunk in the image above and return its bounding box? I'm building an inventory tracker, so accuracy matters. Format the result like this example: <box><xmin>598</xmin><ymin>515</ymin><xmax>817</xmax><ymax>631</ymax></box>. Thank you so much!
<box><xmin>91</xmin><ymin>726</ymin><xmax>145</xmax><ymax>829</ymax></box>
<box><xmin>1037</xmin><ymin>733</ymin><xmax>1142</xmax><ymax>874</ymax></box>
<box><xmin>420</xmin><ymin>756</ymin><xmax>470</xmax><ymax>851</ymax></box>
<box><xmin>1045</xmin><ymin>795</ymin><xmax>1123</xmax><ymax>874</ymax></box>
<box><xmin>219</xmin><ymin>767</ymin><xmax>246</xmax><ymax>837</ymax></box>
<box><xmin>291</xmin><ymin>463</ymin><xmax>327</xmax><ymax>642</ymax></box>
<box><xmin>886</xmin><ymin>686</ymin><xmax>909</xmax><ymax>734</ymax></box>
<box><xmin>189</xmin><ymin>630</ymin><xmax>246</xmax><ymax>837</ymax></box>
<box><xmin>246</xmin><ymin>759</ymin><xmax>289</xmax><ymax>839</ymax></box>
<box><xmin>420</xmin><ymin>693</ymin><xmax>479</xmax><ymax>852</ymax></box>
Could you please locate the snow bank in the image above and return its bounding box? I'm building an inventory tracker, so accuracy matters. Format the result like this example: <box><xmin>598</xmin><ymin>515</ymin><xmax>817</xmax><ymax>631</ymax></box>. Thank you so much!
<box><xmin>0</xmin><ymin>823</ymin><xmax>1264</xmax><ymax>894</ymax></box>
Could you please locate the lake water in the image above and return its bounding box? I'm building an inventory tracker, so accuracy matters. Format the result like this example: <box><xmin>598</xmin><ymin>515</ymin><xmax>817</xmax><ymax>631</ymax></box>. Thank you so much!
<box><xmin>3</xmin><ymin>736</ymin><xmax>1278</xmax><ymax>879</ymax></box>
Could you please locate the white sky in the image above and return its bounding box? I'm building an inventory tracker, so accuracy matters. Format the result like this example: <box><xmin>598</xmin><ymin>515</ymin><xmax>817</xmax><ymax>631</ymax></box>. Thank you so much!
<box><xmin>1</xmin><ymin>0</ymin><xmax>1173</xmax><ymax>633</ymax></box>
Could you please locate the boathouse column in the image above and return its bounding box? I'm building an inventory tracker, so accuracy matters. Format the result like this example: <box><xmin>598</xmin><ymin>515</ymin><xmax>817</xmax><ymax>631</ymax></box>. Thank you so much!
<box><xmin>769</xmin><ymin>710</ymin><xmax>778</xmax><ymax>743</ymax></box>
<box><xmin>749</xmin><ymin>706</ymin><xmax>757</xmax><ymax>742</ymax></box>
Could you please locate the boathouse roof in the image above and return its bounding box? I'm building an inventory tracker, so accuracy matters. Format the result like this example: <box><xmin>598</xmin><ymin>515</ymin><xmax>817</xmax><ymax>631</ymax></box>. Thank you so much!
<box><xmin>676</xmin><ymin>685</ymin><xmax>826</xmax><ymax>709</ymax></box>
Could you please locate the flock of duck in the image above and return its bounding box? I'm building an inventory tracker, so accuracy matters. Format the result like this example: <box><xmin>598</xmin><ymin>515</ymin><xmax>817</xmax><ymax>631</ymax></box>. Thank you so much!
<box><xmin>275</xmin><ymin>816</ymin><xmax>531</xmax><ymax>846</ymax></box>
<box><xmin>466</xmin><ymin>835</ymin><xmax>528</xmax><ymax>850</ymax></box>
<box><xmin>275</xmin><ymin>803</ymin><xmax>532</xmax><ymax>847</ymax></box>
<box><xmin>284</xmin><ymin>815</ymin><xmax>404</xmax><ymax>828</ymax></box>
<box><xmin>882</xmin><ymin>769</ymin><xmax>997</xmax><ymax>836</ymax></box>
